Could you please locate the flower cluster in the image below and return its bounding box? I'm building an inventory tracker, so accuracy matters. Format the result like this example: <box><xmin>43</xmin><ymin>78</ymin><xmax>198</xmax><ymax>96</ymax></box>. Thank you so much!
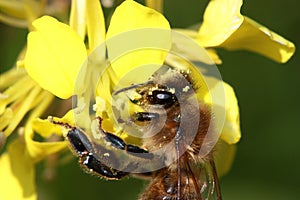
<box><xmin>0</xmin><ymin>0</ymin><xmax>295</xmax><ymax>199</ymax></box>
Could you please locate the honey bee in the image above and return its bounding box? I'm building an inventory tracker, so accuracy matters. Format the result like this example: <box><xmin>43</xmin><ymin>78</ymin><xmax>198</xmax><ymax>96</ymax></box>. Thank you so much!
<box><xmin>51</xmin><ymin>65</ymin><xmax>222</xmax><ymax>200</ymax></box>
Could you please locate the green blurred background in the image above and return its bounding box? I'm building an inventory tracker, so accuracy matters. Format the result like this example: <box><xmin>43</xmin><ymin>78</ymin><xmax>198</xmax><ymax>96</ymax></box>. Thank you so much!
<box><xmin>1</xmin><ymin>0</ymin><xmax>299</xmax><ymax>199</ymax></box>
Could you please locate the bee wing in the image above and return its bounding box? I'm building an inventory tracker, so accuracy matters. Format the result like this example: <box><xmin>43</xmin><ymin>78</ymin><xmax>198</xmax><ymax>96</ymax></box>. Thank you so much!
<box><xmin>184</xmin><ymin>157</ymin><xmax>222</xmax><ymax>200</ymax></box>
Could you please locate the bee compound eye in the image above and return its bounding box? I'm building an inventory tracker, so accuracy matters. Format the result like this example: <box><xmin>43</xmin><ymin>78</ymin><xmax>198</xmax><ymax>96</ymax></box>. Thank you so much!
<box><xmin>156</xmin><ymin>92</ymin><xmax>171</xmax><ymax>101</ymax></box>
<box><xmin>149</xmin><ymin>90</ymin><xmax>176</xmax><ymax>107</ymax></box>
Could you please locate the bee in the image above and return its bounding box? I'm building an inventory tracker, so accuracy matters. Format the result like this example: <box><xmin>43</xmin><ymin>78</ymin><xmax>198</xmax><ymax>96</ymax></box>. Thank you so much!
<box><xmin>51</xmin><ymin>65</ymin><xmax>222</xmax><ymax>200</ymax></box>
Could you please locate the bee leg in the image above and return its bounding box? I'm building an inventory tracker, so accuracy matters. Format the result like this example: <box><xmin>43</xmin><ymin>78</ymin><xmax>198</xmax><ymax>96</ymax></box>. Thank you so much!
<box><xmin>50</xmin><ymin>118</ymin><xmax>129</xmax><ymax>180</ymax></box>
<box><xmin>132</xmin><ymin>112</ymin><xmax>159</xmax><ymax>122</ymax></box>
<box><xmin>67</xmin><ymin>126</ymin><xmax>129</xmax><ymax>180</ymax></box>
<box><xmin>97</xmin><ymin>117</ymin><xmax>153</xmax><ymax>159</ymax></box>
<box><xmin>49</xmin><ymin>118</ymin><xmax>95</xmax><ymax>156</ymax></box>
<box><xmin>80</xmin><ymin>152</ymin><xmax>128</xmax><ymax>180</ymax></box>
<box><xmin>67</xmin><ymin>127</ymin><xmax>94</xmax><ymax>155</ymax></box>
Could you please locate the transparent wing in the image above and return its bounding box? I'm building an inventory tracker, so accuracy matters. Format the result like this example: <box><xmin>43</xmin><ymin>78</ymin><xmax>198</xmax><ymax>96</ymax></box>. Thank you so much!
<box><xmin>183</xmin><ymin>154</ymin><xmax>222</xmax><ymax>200</ymax></box>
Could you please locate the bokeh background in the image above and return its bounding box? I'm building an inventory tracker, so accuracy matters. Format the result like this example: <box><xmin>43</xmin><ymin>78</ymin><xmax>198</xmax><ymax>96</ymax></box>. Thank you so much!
<box><xmin>1</xmin><ymin>0</ymin><xmax>299</xmax><ymax>199</ymax></box>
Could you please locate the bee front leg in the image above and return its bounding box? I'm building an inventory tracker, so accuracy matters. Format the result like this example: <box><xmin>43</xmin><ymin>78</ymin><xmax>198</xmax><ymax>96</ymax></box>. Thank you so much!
<box><xmin>50</xmin><ymin>119</ymin><xmax>129</xmax><ymax>180</ymax></box>
<box><xmin>80</xmin><ymin>151</ymin><xmax>129</xmax><ymax>180</ymax></box>
<box><xmin>67</xmin><ymin>126</ymin><xmax>129</xmax><ymax>180</ymax></box>
<box><xmin>97</xmin><ymin>117</ymin><xmax>153</xmax><ymax>159</ymax></box>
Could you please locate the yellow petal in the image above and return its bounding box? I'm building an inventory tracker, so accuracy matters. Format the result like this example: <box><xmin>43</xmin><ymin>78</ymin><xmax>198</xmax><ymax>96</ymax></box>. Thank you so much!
<box><xmin>95</xmin><ymin>67</ymin><xmax>115</xmax><ymax>109</ymax></box>
<box><xmin>1</xmin><ymin>83</ymin><xmax>42</xmax><ymax>137</ymax></box>
<box><xmin>214</xmin><ymin>139</ymin><xmax>237</xmax><ymax>177</ymax></box>
<box><xmin>172</xmin><ymin>28</ymin><xmax>198</xmax><ymax>39</ymax></box>
<box><xmin>0</xmin><ymin>68</ymin><xmax>27</xmax><ymax>90</ymax></box>
<box><xmin>0</xmin><ymin>14</ymin><xmax>27</xmax><ymax>28</ymax></box>
<box><xmin>69</xmin><ymin>0</ymin><xmax>87</xmax><ymax>39</ymax></box>
<box><xmin>24</xmin><ymin>16</ymin><xmax>87</xmax><ymax>99</ymax></box>
<box><xmin>106</xmin><ymin>0</ymin><xmax>171</xmax><ymax>83</ymax></box>
<box><xmin>206</xmin><ymin>49</ymin><xmax>222</xmax><ymax>65</ymax></box>
<box><xmin>0</xmin><ymin>0</ymin><xmax>26</xmax><ymax>19</ymax></box>
<box><xmin>32</xmin><ymin>118</ymin><xmax>63</xmax><ymax>137</ymax></box>
<box><xmin>220</xmin><ymin>83</ymin><xmax>241</xmax><ymax>144</ymax></box>
<box><xmin>0</xmin><ymin>139</ymin><xmax>36</xmax><ymax>200</ymax></box>
<box><xmin>86</xmin><ymin>0</ymin><xmax>106</xmax><ymax>52</ymax></box>
<box><xmin>49</xmin><ymin>108</ymin><xmax>91</xmax><ymax>133</ymax></box>
<box><xmin>0</xmin><ymin>0</ymin><xmax>44</xmax><ymax>21</ymax></box>
<box><xmin>204</xmin><ymin>81</ymin><xmax>241</xmax><ymax>144</ymax></box>
<box><xmin>0</xmin><ymin>0</ymin><xmax>46</xmax><ymax>28</ymax></box>
<box><xmin>171</xmin><ymin>29</ymin><xmax>222</xmax><ymax>64</ymax></box>
<box><xmin>0</xmin><ymin>108</ymin><xmax>13</xmax><ymax>131</ymax></box>
<box><xmin>220</xmin><ymin>17</ymin><xmax>295</xmax><ymax>63</ymax></box>
<box><xmin>198</xmin><ymin>0</ymin><xmax>244</xmax><ymax>47</ymax></box>
<box><xmin>25</xmin><ymin>120</ymin><xmax>66</xmax><ymax>163</ymax></box>
<box><xmin>49</xmin><ymin>109</ymin><xmax>77</xmax><ymax>128</ymax></box>
<box><xmin>94</xmin><ymin>67</ymin><xmax>119</xmax><ymax>133</ymax></box>
<box><xmin>107</xmin><ymin>0</ymin><xmax>170</xmax><ymax>38</ymax></box>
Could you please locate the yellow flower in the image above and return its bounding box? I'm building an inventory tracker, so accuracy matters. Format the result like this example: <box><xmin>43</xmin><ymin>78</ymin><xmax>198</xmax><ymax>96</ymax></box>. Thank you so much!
<box><xmin>0</xmin><ymin>116</ymin><xmax>66</xmax><ymax>200</ymax></box>
<box><xmin>22</xmin><ymin>0</ymin><xmax>295</xmax><ymax>175</ymax></box>
<box><xmin>0</xmin><ymin>3</ymin><xmax>72</xmax><ymax>197</ymax></box>
<box><xmin>0</xmin><ymin>3</ymin><xmax>170</xmax><ymax>199</ymax></box>
<box><xmin>0</xmin><ymin>68</ymin><xmax>49</xmax><ymax>139</ymax></box>
<box><xmin>0</xmin><ymin>0</ymin><xmax>74</xmax><ymax>146</ymax></box>
<box><xmin>0</xmin><ymin>0</ymin><xmax>70</xmax><ymax>29</ymax></box>
<box><xmin>179</xmin><ymin>0</ymin><xmax>295</xmax><ymax>63</ymax></box>
<box><xmin>0</xmin><ymin>1</ymin><xmax>110</xmax><ymax>198</ymax></box>
<box><xmin>23</xmin><ymin>0</ymin><xmax>228</xmax><ymax>174</ymax></box>
<box><xmin>0</xmin><ymin>68</ymin><xmax>67</xmax><ymax>200</ymax></box>
<box><xmin>187</xmin><ymin>0</ymin><xmax>294</xmax><ymax>174</ymax></box>
<box><xmin>0</xmin><ymin>0</ymin><xmax>75</xmax><ymax>146</ymax></box>
<box><xmin>23</xmin><ymin>0</ymin><xmax>171</xmax><ymax>131</ymax></box>
<box><xmin>173</xmin><ymin>0</ymin><xmax>294</xmax><ymax>145</ymax></box>
<box><xmin>0</xmin><ymin>1</ymin><xmax>72</xmax><ymax>199</ymax></box>
<box><xmin>24</xmin><ymin>16</ymin><xmax>88</xmax><ymax>99</ymax></box>
<box><xmin>0</xmin><ymin>0</ymin><xmax>295</xmax><ymax>199</ymax></box>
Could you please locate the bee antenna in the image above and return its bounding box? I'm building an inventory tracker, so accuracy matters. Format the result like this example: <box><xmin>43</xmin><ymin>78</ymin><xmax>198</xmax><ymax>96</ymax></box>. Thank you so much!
<box><xmin>113</xmin><ymin>81</ymin><xmax>153</xmax><ymax>95</ymax></box>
